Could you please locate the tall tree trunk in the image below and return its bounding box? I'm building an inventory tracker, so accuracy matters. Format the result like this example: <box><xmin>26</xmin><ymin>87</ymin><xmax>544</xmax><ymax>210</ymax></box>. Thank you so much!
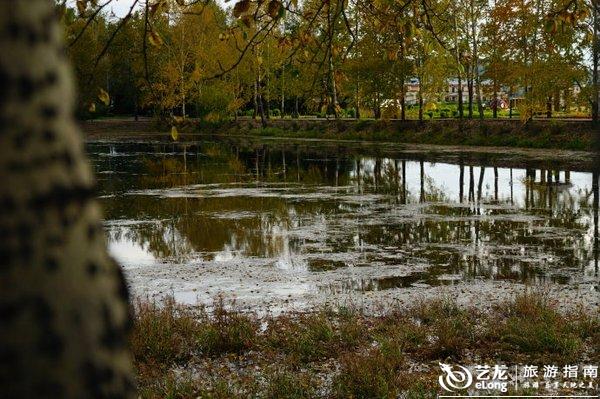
<box><xmin>492</xmin><ymin>79</ymin><xmax>498</xmax><ymax>118</ymax></box>
<box><xmin>327</xmin><ymin>55</ymin><xmax>338</xmax><ymax>118</ymax></box>
<box><xmin>257</xmin><ymin>66</ymin><xmax>267</xmax><ymax>126</ymax></box>
<box><xmin>0</xmin><ymin>1</ymin><xmax>134</xmax><ymax>397</ymax></box>
<box><xmin>355</xmin><ymin>85</ymin><xmax>360</xmax><ymax>119</ymax></box>
<box><xmin>458</xmin><ymin>76</ymin><xmax>464</xmax><ymax>119</ymax></box>
<box><xmin>418</xmin><ymin>79</ymin><xmax>424</xmax><ymax>122</ymax></box>
<box><xmin>326</xmin><ymin>1</ymin><xmax>340</xmax><ymax>118</ymax></box>
<box><xmin>293</xmin><ymin>96</ymin><xmax>299</xmax><ymax>119</ymax></box>
<box><xmin>454</xmin><ymin>14</ymin><xmax>464</xmax><ymax>119</ymax></box>
<box><xmin>467</xmin><ymin>76</ymin><xmax>474</xmax><ymax>118</ymax></box>
<box><xmin>470</xmin><ymin>0</ymin><xmax>484</xmax><ymax>120</ymax></box>
<box><xmin>181</xmin><ymin>78</ymin><xmax>186</xmax><ymax>118</ymax></box>
<box><xmin>508</xmin><ymin>87</ymin><xmax>513</xmax><ymax>118</ymax></box>
<box><xmin>180</xmin><ymin>21</ymin><xmax>186</xmax><ymax>118</ymax></box>
<box><xmin>258</xmin><ymin>92</ymin><xmax>267</xmax><ymax>127</ymax></box>
<box><xmin>400</xmin><ymin>86</ymin><xmax>406</xmax><ymax>121</ymax></box>
<box><xmin>265</xmin><ymin>76</ymin><xmax>271</xmax><ymax>119</ymax></box>
<box><xmin>459</xmin><ymin>163</ymin><xmax>464</xmax><ymax>203</ymax></box>
<box><xmin>253</xmin><ymin>79</ymin><xmax>259</xmax><ymax>119</ymax></box>
<box><xmin>281</xmin><ymin>66</ymin><xmax>285</xmax><ymax>117</ymax></box>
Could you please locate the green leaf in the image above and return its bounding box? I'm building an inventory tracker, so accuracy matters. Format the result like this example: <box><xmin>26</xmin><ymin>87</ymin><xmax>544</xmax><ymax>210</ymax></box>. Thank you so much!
<box><xmin>544</xmin><ymin>19</ymin><xmax>557</xmax><ymax>34</ymax></box>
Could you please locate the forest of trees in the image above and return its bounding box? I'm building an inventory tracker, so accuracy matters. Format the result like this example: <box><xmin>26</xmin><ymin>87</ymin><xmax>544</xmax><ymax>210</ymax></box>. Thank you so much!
<box><xmin>60</xmin><ymin>0</ymin><xmax>600</xmax><ymax>123</ymax></box>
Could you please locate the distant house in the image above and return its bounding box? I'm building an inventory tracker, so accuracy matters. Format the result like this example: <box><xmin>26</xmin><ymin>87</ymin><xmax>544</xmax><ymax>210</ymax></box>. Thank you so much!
<box><xmin>379</xmin><ymin>77</ymin><xmax>580</xmax><ymax>111</ymax></box>
<box><xmin>444</xmin><ymin>79</ymin><xmax>470</xmax><ymax>103</ymax></box>
<box><xmin>405</xmin><ymin>78</ymin><xmax>420</xmax><ymax>105</ymax></box>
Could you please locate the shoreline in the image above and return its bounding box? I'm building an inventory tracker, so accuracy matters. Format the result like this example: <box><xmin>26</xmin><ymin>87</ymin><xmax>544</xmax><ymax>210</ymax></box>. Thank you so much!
<box><xmin>82</xmin><ymin>118</ymin><xmax>599</xmax><ymax>152</ymax></box>
<box><xmin>132</xmin><ymin>292</ymin><xmax>600</xmax><ymax>398</ymax></box>
<box><xmin>83</xmin><ymin>120</ymin><xmax>598</xmax><ymax>173</ymax></box>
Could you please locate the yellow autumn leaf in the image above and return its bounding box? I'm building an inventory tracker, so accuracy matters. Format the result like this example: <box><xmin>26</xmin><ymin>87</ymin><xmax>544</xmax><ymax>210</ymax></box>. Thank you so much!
<box><xmin>171</xmin><ymin>126</ymin><xmax>179</xmax><ymax>141</ymax></box>
<box><xmin>233</xmin><ymin>0</ymin><xmax>251</xmax><ymax>18</ymax></box>
<box><xmin>88</xmin><ymin>102</ymin><xmax>96</xmax><ymax>113</ymax></box>
<box><xmin>191</xmin><ymin>67</ymin><xmax>201</xmax><ymax>82</ymax></box>
<box><xmin>98</xmin><ymin>88</ymin><xmax>110</xmax><ymax>106</ymax></box>
<box><xmin>149</xmin><ymin>2</ymin><xmax>162</xmax><ymax>17</ymax></box>
<box><xmin>424</xmin><ymin>102</ymin><xmax>437</xmax><ymax>111</ymax></box>
<box><xmin>76</xmin><ymin>0</ymin><xmax>87</xmax><ymax>15</ymax></box>
<box><xmin>148</xmin><ymin>30</ymin><xmax>163</xmax><ymax>47</ymax></box>
<box><xmin>267</xmin><ymin>0</ymin><xmax>281</xmax><ymax>19</ymax></box>
<box><xmin>240</xmin><ymin>15</ymin><xmax>253</xmax><ymax>29</ymax></box>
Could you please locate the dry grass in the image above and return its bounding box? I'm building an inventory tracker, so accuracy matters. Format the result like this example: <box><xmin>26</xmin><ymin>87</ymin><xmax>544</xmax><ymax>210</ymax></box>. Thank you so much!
<box><xmin>131</xmin><ymin>293</ymin><xmax>599</xmax><ymax>398</ymax></box>
<box><xmin>483</xmin><ymin>293</ymin><xmax>600</xmax><ymax>364</ymax></box>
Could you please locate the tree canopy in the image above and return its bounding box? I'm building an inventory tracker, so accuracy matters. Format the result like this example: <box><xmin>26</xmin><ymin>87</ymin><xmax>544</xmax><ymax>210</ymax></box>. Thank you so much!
<box><xmin>59</xmin><ymin>0</ymin><xmax>600</xmax><ymax>122</ymax></box>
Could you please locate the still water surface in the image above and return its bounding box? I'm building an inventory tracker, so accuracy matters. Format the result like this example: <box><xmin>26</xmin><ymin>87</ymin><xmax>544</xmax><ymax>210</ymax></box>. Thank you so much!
<box><xmin>88</xmin><ymin>139</ymin><xmax>600</xmax><ymax>301</ymax></box>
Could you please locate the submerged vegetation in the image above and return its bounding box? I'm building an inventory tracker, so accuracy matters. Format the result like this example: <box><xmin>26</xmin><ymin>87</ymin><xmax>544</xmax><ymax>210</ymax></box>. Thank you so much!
<box><xmin>131</xmin><ymin>294</ymin><xmax>600</xmax><ymax>398</ymax></box>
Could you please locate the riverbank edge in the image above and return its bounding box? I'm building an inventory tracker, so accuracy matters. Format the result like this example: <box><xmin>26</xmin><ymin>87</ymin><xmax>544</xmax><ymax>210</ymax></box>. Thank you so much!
<box><xmin>133</xmin><ymin>292</ymin><xmax>599</xmax><ymax>398</ymax></box>
<box><xmin>82</xmin><ymin>118</ymin><xmax>598</xmax><ymax>150</ymax></box>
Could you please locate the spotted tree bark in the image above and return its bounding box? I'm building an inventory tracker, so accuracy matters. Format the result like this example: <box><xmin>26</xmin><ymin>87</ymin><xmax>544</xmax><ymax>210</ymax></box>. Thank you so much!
<box><xmin>0</xmin><ymin>1</ymin><xmax>134</xmax><ymax>397</ymax></box>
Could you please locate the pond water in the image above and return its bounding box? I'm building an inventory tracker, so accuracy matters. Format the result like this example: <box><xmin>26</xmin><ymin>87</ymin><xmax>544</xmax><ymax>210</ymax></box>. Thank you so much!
<box><xmin>88</xmin><ymin>138</ymin><xmax>600</xmax><ymax>308</ymax></box>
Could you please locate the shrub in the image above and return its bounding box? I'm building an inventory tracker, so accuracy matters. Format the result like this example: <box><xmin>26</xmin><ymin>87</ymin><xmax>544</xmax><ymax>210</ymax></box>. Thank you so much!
<box><xmin>131</xmin><ymin>298</ymin><xmax>200</xmax><ymax>367</ymax></box>
<box><xmin>196</xmin><ymin>297</ymin><xmax>259</xmax><ymax>356</ymax></box>
<box><xmin>484</xmin><ymin>293</ymin><xmax>596</xmax><ymax>363</ymax></box>
<box><xmin>333</xmin><ymin>348</ymin><xmax>404</xmax><ymax>399</ymax></box>
<box><xmin>263</xmin><ymin>370</ymin><xmax>316</xmax><ymax>399</ymax></box>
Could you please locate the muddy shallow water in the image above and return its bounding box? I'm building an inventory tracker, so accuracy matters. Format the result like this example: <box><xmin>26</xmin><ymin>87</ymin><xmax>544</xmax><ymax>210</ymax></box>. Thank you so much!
<box><xmin>88</xmin><ymin>138</ymin><xmax>600</xmax><ymax>312</ymax></box>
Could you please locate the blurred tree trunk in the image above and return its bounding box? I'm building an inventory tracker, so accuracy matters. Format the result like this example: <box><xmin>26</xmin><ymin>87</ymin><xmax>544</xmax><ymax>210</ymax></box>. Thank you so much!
<box><xmin>593</xmin><ymin>0</ymin><xmax>599</xmax><ymax>123</ymax></box>
<box><xmin>0</xmin><ymin>1</ymin><xmax>134</xmax><ymax>397</ymax></box>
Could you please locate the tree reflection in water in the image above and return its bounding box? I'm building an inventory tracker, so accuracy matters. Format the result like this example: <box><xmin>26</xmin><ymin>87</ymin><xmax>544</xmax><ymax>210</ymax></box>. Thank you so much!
<box><xmin>89</xmin><ymin>140</ymin><xmax>600</xmax><ymax>292</ymax></box>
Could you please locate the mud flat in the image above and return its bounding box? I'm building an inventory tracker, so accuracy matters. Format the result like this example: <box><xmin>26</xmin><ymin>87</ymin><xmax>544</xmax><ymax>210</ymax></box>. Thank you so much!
<box><xmin>126</xmin><ymin>257</ymin><xmax>599</xmax><ymax>314</ymax></box>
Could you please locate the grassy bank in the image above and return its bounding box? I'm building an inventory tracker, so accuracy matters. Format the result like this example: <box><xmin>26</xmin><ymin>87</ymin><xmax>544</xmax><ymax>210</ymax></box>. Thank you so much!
<box><xmin>223</xmin><ymin>119</ymin><xmax>596</xmax><ymax>151</ymax></box>
<box><xmin>83</xmin><ymin>118</ymin><xmax>598</xmax><ymax>151</ymax></box>
<box><xmin>131</xmin><ymin>294</ymin><xmax>599</xmax><ymax>398</ymax></box>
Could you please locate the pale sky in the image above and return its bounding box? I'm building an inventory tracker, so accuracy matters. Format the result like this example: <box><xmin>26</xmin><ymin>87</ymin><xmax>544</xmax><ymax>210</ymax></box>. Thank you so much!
<box><xmin>84</xmin><ymin>0</ymin><xmax>228</xmax><ymax>18</ymax></box>
<box><xmin>109</xmin><ymin>0</ymin><xmax>140</xmax><ymax>17</ymax></box>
